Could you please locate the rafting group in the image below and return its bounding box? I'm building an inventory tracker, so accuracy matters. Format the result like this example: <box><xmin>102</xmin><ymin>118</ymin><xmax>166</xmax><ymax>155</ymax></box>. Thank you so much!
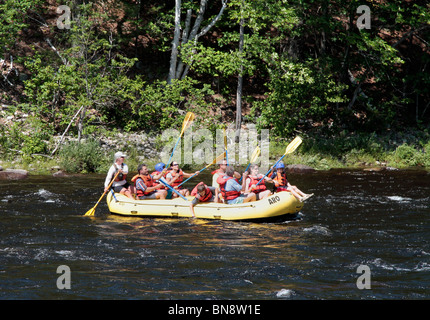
<box><xmin>85</xmin><ymin>113</ymin><xmax>312</xmax><ymax>217</ymax></box>
<box><xmin>104</xmin><ymin>151</ymin><xmax>313</xmax><ymax>218</ymax></box>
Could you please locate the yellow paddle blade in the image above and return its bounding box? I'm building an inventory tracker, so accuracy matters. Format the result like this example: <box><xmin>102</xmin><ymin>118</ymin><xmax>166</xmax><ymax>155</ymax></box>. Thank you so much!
<box><xmin>212</xmin><ymin>151</ymin><xmax>226</xmax><ymax>166</ymax></box>
<box><xmin>250</xmin><ymin>146</ymin><xmax>261</xmax><ymax>163</ymax></box>
<box><xmin>223</xmin><ymin>127</ymin><xmax>227</xmax><ymax>148</ymax></box>
<box><xmin>180</xmin><ymin>112</ymin><xmax>195</xmax><ymax>135</ymax></box>
<box><xmin>284</xmin><ymin>136</ymin><xmax>302</xmax><ymax>155</ymax></box>
<box><xmin>84</xmin><ymin>207</ymin><xmax>95</xmax><ymax>216</ymax></box>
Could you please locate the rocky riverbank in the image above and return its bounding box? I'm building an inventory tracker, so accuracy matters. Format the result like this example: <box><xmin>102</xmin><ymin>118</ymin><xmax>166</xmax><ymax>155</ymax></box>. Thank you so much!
<box><xmin>1</xmin><ymin>107</ymin><xmax>429</xmax><ymax>177</ymax></box>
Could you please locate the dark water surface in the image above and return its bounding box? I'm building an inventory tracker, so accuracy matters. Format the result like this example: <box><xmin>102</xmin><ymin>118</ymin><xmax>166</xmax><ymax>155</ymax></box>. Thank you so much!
<box><xmin>0</xmin><ymin>169</ymin><xmax>429</xmax><ymax>300</ymax></box>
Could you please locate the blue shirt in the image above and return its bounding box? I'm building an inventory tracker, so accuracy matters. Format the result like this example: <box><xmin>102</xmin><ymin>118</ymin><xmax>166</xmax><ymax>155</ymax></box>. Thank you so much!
<box><xmin>223</xmin><ymin>176</ymin><xmax>244</xmax><ymax>204</ymax></box>
<box><xmin>224</xmin><ymin>177</ymin><xmax>242</xmax><ymax>192</ymax></box>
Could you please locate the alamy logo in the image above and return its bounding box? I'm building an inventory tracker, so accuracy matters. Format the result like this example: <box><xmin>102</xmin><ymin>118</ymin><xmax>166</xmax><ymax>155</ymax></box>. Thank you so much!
<box><xmin>356</xmin><ymin>265</ymin><xmax>371</xmax><ymax>289</ymax></box>
<box><xmin>357</xmin><ymin>5</ymin><xmax>371</xmax><ymax>30</ymax></box>
<box><xmin>56</xmin><ymin>5</ymin><xmax>71</xmax><ymax>30</ymax></box>
<box><xmin>56</xmin><ymin>265</ymin><xmax>71</xmax><ymax>289</ymax></box>
<box><xmin>160</xmin><ymin>127</ymin><xmax>270</xmax><ymax>170</ymax></box>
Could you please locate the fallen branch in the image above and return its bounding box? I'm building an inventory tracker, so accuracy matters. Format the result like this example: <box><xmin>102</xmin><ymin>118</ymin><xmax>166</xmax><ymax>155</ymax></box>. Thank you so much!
<box><xmin>31</xmin><ymin>153</ymin><xmax>53</xmax><ymax>159</ymax></box>
<box><xmin>51</xmin><ymin>105</ymin><xmax>84</xmax><ymax>156</ymax></box>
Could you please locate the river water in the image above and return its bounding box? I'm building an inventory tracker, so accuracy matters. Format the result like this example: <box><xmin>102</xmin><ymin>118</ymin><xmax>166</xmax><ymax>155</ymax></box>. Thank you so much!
<box><xmin>0</xmin><ymin>169</ymin><xmax>429</xmax><ymax>300</ymax></box>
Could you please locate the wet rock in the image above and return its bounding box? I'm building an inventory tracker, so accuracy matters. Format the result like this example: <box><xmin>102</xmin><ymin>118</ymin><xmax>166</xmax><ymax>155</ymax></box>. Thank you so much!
<box><xmin>53</xmin><ymin>170</ymin><xmax>68</xmax><ymax>177</ymax></box>
<box><xmin>0</xmin><ymin>169</ymin><xmax>29</xmax><ymax>180</ymax></box>
<box><xmin>285</xmin><ymin>164</ymin><xmax>315</xmax><ymax>173</ymax></box>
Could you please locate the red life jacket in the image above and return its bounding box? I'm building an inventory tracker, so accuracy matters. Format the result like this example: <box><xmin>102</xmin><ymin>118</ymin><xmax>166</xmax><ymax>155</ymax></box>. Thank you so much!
<box><xmin>191</xmin><ymin>182</ymin><xmax>213</xmax><ymax>202</ymax></box>
<box><xmin>216</xmin><ymin>175</ymin><xmax>241</xmax><ymax>200</ymax></box>
<box><xmin>211</xmin><ymin>168</ymin><xmax>223</xmax><ymax>175</ymax></box>
<box><xmin>151</xmin><ymin>171</ymin><xmax>166</xmax><ymax>189</ymax></box>
<box><xmin>168</xmin><ymin>169</ymin><xmax>184</xmax><ymax>188</ymax></box>
<box><xmin>247</xmin><ymin>175</ymin><xmax>267</xmax><ymax>193</ymax></box>
<box><xmin>131</xmin><ymin>174</ymin><xmax>155</xmax><ymax>196</ymax></box>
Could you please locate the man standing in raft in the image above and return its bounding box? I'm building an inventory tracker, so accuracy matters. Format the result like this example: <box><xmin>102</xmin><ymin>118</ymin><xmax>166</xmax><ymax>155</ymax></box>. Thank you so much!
<box><xmin>104</xmin><ymin>151</ymin><xmax>135</xmax><ymax>200</ymax></box>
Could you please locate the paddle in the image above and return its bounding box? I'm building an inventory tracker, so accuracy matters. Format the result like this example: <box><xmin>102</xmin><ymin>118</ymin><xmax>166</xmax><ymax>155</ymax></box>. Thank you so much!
<box><xmin>253</xmin><ymin>136</ymin><xmax>303</xmax><ymax>188</ymax></box>
<box><xmin>223</xmin><ymin>127</ymin><xmax>229</xmax><ymax>165</ymax></box>
<box><xmin>85</xmin><ymin>170</ymin><xmax>121</xmax><ymax>216</ymax></box>
<box><xmin>176</xmin><ymin>151</ymin><xmax>226</xmax><ymax>188</ymax></box>
<box><xmin>166</xmin><ymin>112</ymin><xmax>195</xmax><ymax>166</ymax></box>
<box><xmin>159</xmin><ymin>178</ymin><xmax>189</xmax><ymax>201</ymax></box>
<box><xmin>239</xmin><ymin>146</ymin><xmax>261</xmax><ymax>182</ymax></box>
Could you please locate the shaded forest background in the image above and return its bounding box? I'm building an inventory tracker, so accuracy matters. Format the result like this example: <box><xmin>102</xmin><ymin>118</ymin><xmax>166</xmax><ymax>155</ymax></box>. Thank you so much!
<box><xmin>0</xmin><ymin>0</ymin><xmax>429</xmax><ymax>168</ymax></box>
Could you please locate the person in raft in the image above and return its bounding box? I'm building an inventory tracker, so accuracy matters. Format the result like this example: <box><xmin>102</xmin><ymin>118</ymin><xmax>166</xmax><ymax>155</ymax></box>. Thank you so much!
<box><xmin>211</xmin><ymin>159</ymin><xmax>228</xmax><ymax>188</ymax></box>
<box><xmin>104</xmin><ymin>151</ymin><xmax>135</xmax><ymax>200</ymax></box>
<box><xmin>165</xmin><ymin>161</ymin><xmax>200</xmax><ymax>197</ymax></box>
<box><xmin>189</xmin><ymin>182</ymin><xmax>219</xmax><ymax>217</ymax></box>
<box><xmin>131</xmin><ymin>163</ymin><xmax>168</xmax><ymax>200</ymax></box>
<box><xmin>217</xmin><ymin>166</ymin><xmax>256</xmax><ymax>204</ymax></box>
<box><xmin>269</xmin><ymin>161</ymin><xmax>313</xmax><ymax>202</ymax></box>
<box><xmin>244</xmin><ymin>164</ymin><xmax>273</xmax><ymax>200</ymax></box>
<box><xmin>151</xmin><ymin>162</ymin><xmax>170</xmax><ymax>195</ymax></box>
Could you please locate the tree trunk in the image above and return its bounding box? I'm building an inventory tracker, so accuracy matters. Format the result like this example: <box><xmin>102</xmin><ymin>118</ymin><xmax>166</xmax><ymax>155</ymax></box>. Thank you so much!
<box><xmin>77</xmin><ymin>106</ymin><xmax>86</xmax><ymax>143</ymax></box>
<box><xmin>168</xmin><ymin>0</ymin><xmax>182</xmax><ymax>84</ymax></box>
<box><xmin>168</xmin><ymin>0</ymin><xmax>227</xmax><ymax>82</ymax></box>
<box><xmin>235</xmin><ymin>16</ymin><xmax>244</xmax><ymax>144</ymax></box>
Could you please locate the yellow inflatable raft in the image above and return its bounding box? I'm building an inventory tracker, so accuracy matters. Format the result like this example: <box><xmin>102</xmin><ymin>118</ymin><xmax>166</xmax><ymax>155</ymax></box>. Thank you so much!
<box><xmin>106</xmin><ymin>191</ymin><xmax>303</xmax><ymax>221</ymax></box>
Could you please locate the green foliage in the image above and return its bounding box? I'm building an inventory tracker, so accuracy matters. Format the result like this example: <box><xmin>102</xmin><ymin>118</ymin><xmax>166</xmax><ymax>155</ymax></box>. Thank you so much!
<box><xmin>128</xmin><ymin>77</ymin><xmax>216</xmax><ymax>132</ymax></box>
<box><xmin>389</xmin><ymin>144</ymin><xmax>427</xmax><ymax>168</ymax></box>
<box><xmin>0</xmin><ymin>0</ymin><xmax>42</xmax><ymax>55</ymax></box>
<box><xmin>0</xmin><ymin>117</ymin><xmax>52</xmax><ymax>160</ymax></box>
<box><xmin>21</xmin><ymin>3</ymin><xmax>138</xmax><ymax>136</ymax></box>
<box><xmin>252</xmin><ymin>60</ymin><xmax>348</xmax><ymax>136</ymax></box>
<box><xmin>0</xmin><ymin>0</ymin><xmax>428</xmax><ymax>172</ymax></box>
<box><xmin>58</xmin><ymin>139</ymin><xmax>107</xmax><ymax>173</ymax></box>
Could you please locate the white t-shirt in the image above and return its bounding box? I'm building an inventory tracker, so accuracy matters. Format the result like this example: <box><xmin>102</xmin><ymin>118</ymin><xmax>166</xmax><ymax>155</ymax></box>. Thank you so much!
<box><xmin>212</xmin><ymin>172</ymin><xmax>220</xmax><ymax>188</ymax></box>
<box><xmin>104</xmin><ymin>163</ymin><xmax>129</xmax><ymax>188</ymax></box>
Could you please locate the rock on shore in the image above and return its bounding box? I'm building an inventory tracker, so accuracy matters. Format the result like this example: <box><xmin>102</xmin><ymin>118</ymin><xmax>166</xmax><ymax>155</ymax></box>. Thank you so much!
<box><xmin>0</xmin><ymin>169</ymin><xmax>29</xmax><ymax>180</ymax></box>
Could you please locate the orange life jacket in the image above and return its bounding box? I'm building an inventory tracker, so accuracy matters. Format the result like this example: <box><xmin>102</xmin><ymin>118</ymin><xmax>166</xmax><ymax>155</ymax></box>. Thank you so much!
<box><xmin>273</xmin><ymin>172</ymin><xmax>287</xmax><ymax>187</ymax></box>
<box><xmin>191</xmin><ymin>182</ymin><xmax>213</xmax><ymax>202</ymax></box>
<box><xmin>247</xmin><ymin>175</ymin><xmax>267</xmax><ymax>193</ymax></box>
<box><xmin>168</xmin><ymin>169</ymin><xmax>184</xmax><ymax>188</ymax></box>
<box><xmin>216</xmin><ymin>175</ymin><xmax>241</xmax><ymax>201</ymax></box>
<box><xmin>131</xmin><ymin>174</ymin><xmax>155</xmax><ymax>196</ymax></box>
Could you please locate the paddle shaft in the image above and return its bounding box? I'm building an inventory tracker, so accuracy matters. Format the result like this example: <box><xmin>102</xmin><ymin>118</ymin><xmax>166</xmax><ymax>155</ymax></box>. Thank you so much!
<box><xmin>176</xmin><ymin>151</ymin><xmax>226</xmax><ymax>188</ymax></box>
<box><xmin>255</xmin><ymin>154</ymin><xmax>286</xmax><ymax>187</ymax></box>
<box><xmin>159</xmin><ymin>178</ymin><xmax>189</xmax><ymax>201</ymax></box>
<box><xmin>86</xmin><ymin>170</ymin><xmax>121</xmax><ymax>215</ymax></box>
<box><xmin>166</xmin><ymin>135</ymin><xmax>181</xmax><ymax>167</ymax></box>
<box><xmin>239</xmin><ymin>146</ymin><xmax>261</xmax><ymax>183</ymax></box>
<box><xmin>238</xmin><ymin>163</ymin><xmax>251</xmax><ymax>183</ymax></box>
<box><xmin>176</xmin><ymin>167</ymin><xmax>205</xmax><ymax>188</ymax></box>
<box><xmin>166</xmin><ymin>113</ymin><xmax>194</xmax><ymax>166</ymax></box>
<box><xmin>255</xmin><ymin>137</ymin><xmax>302</xmax><ymax>187</ymax></box>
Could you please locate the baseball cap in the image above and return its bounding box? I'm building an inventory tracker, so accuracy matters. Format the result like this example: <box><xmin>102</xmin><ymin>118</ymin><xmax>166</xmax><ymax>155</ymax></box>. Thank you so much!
<box><xmin>114</xmin><ymin>151</ymin><xmax>127</xmax><ymax>161</ymax></box>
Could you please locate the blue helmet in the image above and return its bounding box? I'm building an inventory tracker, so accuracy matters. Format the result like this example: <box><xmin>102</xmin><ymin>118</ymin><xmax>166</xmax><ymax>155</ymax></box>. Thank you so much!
<box><xmin>275</xmin><ymin>162</ymin><xmax>285</xmax><ymax>169</ymax></box>
<box><xmin>155</xmin><ymin>162</ymin><xmax>165</xmax><ymax>172</ymax></box>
